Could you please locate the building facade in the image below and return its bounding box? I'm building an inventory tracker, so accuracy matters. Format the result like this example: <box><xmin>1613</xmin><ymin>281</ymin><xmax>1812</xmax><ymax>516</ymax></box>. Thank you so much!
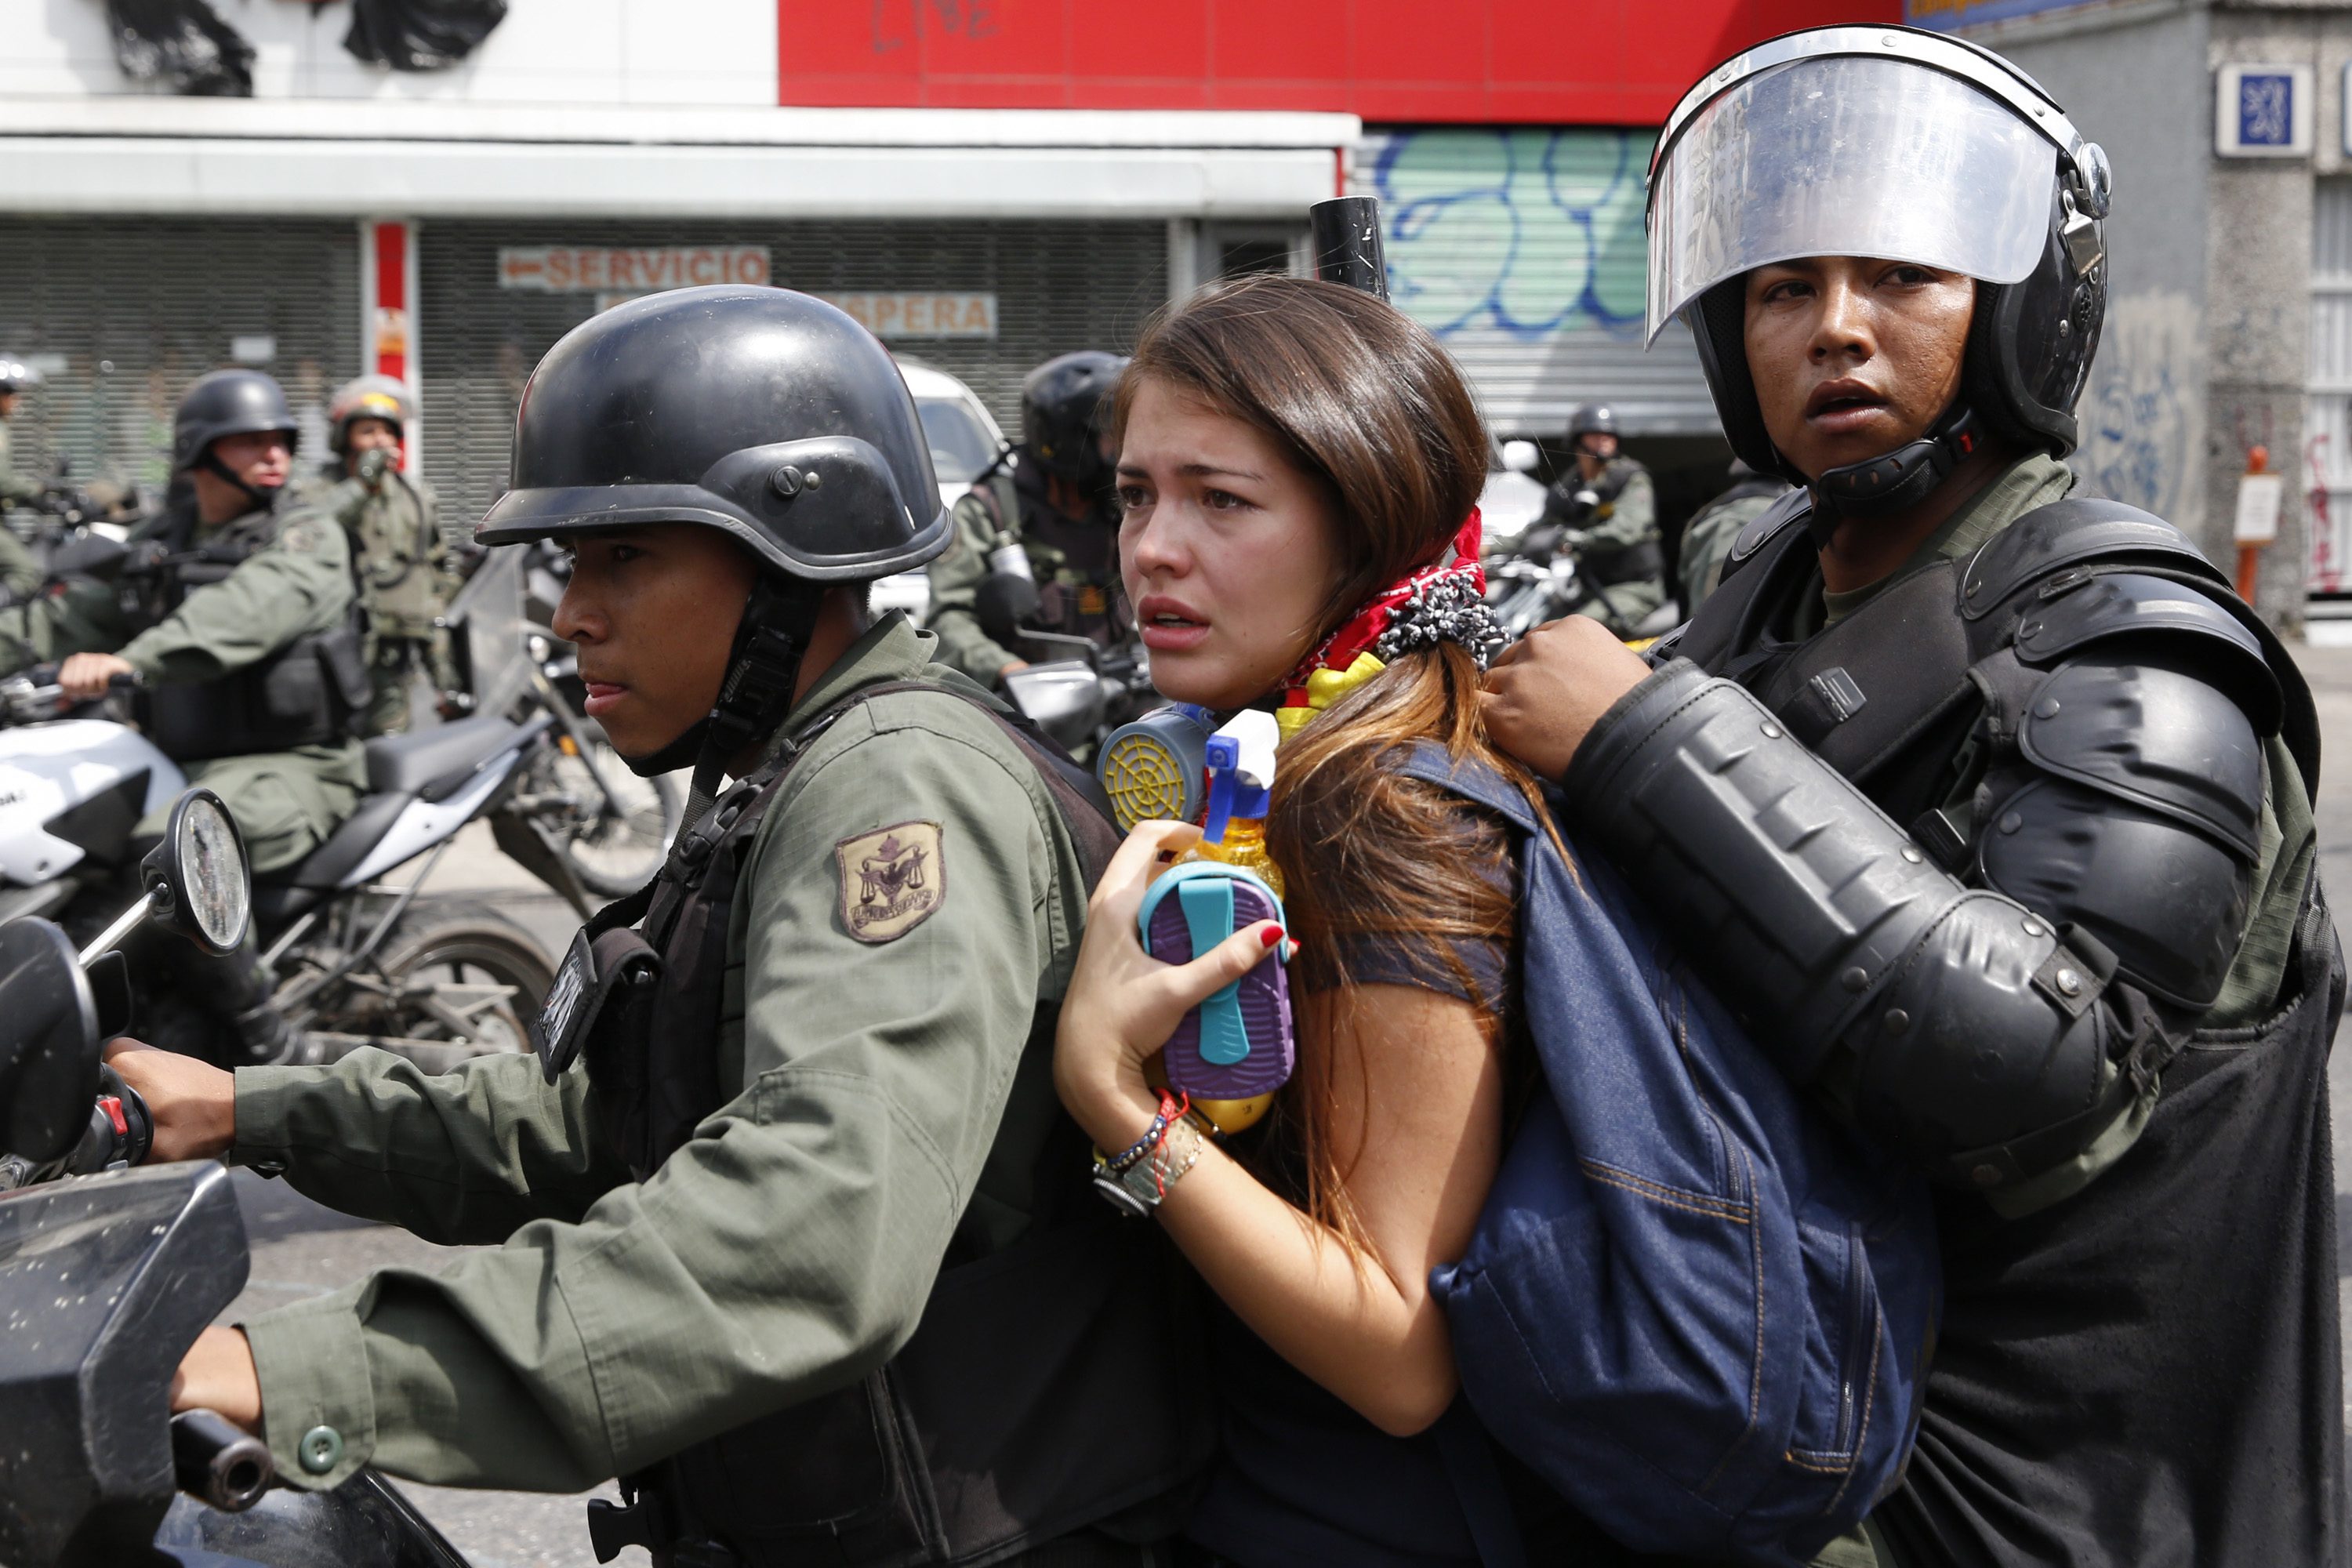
<box><xmin>1921</xmin><ymin>0</ymin><xmax>2352</xmax><ymax>625</ymax></box>
<box><xmin>0</xmin><ymin>0</ymin><xmax>1887</xmax><ymax>530</ymax></box>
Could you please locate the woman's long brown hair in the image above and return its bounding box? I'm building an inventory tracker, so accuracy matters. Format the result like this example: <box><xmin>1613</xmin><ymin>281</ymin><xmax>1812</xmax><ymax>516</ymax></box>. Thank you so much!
<box><xmin>1112</xmin><ymin>273</ymin><xmax>1544</xmax><ymax>1256</ymax></box>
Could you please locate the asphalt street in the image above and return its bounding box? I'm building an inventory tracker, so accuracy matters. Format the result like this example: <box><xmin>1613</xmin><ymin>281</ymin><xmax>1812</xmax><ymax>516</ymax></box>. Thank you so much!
<box><xmin>209</xmin><ymin>642</ymin><xmax>2352</xmax><ymax>1567</ymax></box>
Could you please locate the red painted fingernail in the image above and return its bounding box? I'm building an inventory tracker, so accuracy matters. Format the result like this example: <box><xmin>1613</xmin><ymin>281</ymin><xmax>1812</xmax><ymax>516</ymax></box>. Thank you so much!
<box><xmin>1260</xmin><ymin>927</ymin><xmax>1283</xmax><ymax>948</ymax></box>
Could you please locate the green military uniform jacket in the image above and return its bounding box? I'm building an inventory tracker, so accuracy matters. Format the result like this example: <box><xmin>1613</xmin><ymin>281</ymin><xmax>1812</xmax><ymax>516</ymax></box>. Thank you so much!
<box><xmin>230</xmin><ymin>614</ymin><xmax>1092</xmax><ymax>1494</ymax></box>
<box><xmin>927</xmin><ymin>464</ymin><xmax>1122</xmax><ymax>684</ymax></box>
<box><xmin>0</xmin><ymin>497</ymin><xmax>356</xmax><ymax>685</ymax></box>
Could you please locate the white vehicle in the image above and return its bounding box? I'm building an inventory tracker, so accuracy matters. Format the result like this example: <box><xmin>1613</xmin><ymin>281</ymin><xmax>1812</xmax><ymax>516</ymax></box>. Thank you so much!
<box><xmin>872</xmin><ymin>358</ymin><xmax>1013</xmax><ymax>623</ymax></box>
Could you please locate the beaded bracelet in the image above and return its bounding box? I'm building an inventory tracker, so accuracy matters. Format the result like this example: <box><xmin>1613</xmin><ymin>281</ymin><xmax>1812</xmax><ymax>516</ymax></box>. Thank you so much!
<box><xmin>1097</xmin><ymin>1112</ymin><xmax>1207</xmax><ymax>1218</ymax></box>
<box><xmin>1100</xmin><ymin>1089</ymin><xmax>1188</xmax><ymax>1176</ymax></box>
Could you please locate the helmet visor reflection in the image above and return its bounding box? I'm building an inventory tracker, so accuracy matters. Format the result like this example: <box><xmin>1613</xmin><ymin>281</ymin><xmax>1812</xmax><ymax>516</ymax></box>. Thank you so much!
<box><xmin>1647</xmin><ymin>54</ymin><xmax>2058</xmax><ymax>343</ymax></box>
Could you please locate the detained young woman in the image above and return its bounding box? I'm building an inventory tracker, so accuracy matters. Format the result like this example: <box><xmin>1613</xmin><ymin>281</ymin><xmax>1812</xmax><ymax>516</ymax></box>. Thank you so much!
<box><xmin>1051</xmin><ymin>274</ymin><xmax>1575</xmax><ymax>1565</ymax></box>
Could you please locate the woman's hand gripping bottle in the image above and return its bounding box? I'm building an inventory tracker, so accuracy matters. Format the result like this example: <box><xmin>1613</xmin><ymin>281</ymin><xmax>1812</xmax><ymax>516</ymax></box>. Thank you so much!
<box><xmin>1141</xmin><ymin>710</ymin><xmax>1294</xmax><ymax>1134</ymax></box>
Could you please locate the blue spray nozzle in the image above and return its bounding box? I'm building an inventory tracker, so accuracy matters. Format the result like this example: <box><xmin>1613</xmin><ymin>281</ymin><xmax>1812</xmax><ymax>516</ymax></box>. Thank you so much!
<box><xmin>1201</xmin><ymin>731</ymin><xmax>1271</xmax><ymax>845</ymax></box>
<box><xmin>1203</xmin><ymin>735</ymin><xmax>1238</xmax><ymax>844</ymax></box>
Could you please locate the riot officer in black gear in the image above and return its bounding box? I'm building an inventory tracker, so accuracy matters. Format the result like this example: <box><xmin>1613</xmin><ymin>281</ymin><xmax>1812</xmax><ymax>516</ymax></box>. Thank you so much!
<box><xmin>1481</xmin><ymin>27</ymin><xmax>2340</xmax><ymax>1567</ymax></box>
<box><xmin>927</xmin><ymin>349</ymin><xmax>1130</xmax><ymax>684</ymax></box>
<box><xmin>122</xmin><ymin>288</ymin><xmax>1206</xmax><ymax>1567</ymax></box>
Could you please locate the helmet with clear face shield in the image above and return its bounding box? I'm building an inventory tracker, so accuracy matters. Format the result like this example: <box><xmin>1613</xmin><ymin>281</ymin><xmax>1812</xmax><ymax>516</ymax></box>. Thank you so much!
<box><xmin>1647</xmin><ymin>27</ymin><xmax>2111</xmax><ymax>517</ymax></box>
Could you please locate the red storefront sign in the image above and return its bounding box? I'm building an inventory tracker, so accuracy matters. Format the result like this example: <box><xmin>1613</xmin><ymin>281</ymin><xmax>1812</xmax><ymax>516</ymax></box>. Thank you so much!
<box><xmin>776</xmin><ymin>0</ymin><xmax>1900</xmax><ymax>122</ymax></box>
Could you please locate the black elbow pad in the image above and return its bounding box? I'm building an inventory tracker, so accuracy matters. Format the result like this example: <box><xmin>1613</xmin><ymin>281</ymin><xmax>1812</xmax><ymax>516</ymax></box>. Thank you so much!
<box><xmin>1566</xmin><ymin>665</ymin><xmax>2133</xmax><ymax>1189</ymax></box>
<box><xmin>1849</xmin><ymin>892</ymin><xmax>2118</xmax><ymax>1189</ymax></box>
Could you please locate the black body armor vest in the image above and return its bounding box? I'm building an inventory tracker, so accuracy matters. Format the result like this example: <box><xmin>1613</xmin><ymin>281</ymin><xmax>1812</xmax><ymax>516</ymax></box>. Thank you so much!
<box><xmin>1672</xmin><ymin>495</ymin><xmax>2346</xmax><ymax>1567</ymax></box>
<box><xmin>546</xmin><ymin>679</ymin><xmax>1210</xmax><ymax>1568</ymax></box>
<box><xmin>125</xmin><ymin>506</ymin><xmax>370</xmax><ymax>762</ymax></box>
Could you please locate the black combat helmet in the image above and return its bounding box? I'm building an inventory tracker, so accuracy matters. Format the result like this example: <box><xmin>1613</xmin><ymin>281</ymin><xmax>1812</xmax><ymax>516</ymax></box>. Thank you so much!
<box><xmin>479</xmin><ymin>286</ymin><xmax>948</xmax><ymax>580</ymax></box>
<box><xmin>1566</xmin><ymin>403</ymin><xmax>1621</xmax><ymax>441</ymax></box>
<box><xmin>479</xmin><ymin>286</ymin><xmax>952</xmax><ymax>788</ymax></box>
<box><xmin>1019</xmin><ymin>350</ymin><xmax>1127</xmax><ymax>489</ymax></box>
<box><xmin>172</xmin><ymin>369</ymin><xmax>299</xmax><ymax>474</ymax></box>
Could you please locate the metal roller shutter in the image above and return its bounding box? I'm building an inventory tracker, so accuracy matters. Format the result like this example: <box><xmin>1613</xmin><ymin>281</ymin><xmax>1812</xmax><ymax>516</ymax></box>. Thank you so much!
<box><xmin>0</xmin><ymin>217</ymin><xmax>359</xmax><ymax>493</ymax></box>
<box><xmin>418</xmin><ymin>220</ymin><xmax>1171</xmax><ymax>527</ymax></box>
<box><xmin>1353</xmin><ymin>127</ymin><xmax>1718</xmax><ymax>440</ymax></box>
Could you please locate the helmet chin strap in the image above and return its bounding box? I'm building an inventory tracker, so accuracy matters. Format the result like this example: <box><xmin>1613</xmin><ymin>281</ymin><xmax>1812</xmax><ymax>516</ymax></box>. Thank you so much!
<box><xmin>1804</xmin><ymin>404</ymin><xmax>1982</xmax><ymax>549</ymax></box>
<box><xmin>198</xmin><ymin>448</ymin><xmax>285</xmax><ymax>514</ymax></box>
<box><xmin>630</xmin><ymin>577</ymin><xmax>826</xmax><ymax>839</ymax></box>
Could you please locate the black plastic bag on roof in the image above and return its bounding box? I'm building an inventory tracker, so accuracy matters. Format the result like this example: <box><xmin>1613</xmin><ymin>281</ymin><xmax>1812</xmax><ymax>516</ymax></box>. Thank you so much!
<box><xmin>100</xmin><ymin>0</ymin><xmax>256</xmax><ymax>96</ymax></box>
<box><xmin>343</xmin><ymin>0</ymin><xmax>508</xmax><ymax>71</ymax></box>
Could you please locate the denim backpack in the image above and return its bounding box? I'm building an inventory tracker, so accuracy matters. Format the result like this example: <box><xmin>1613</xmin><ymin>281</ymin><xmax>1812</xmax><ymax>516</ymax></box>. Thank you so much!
<box><xmin>1404</xmin><ymin>743</ymin><xmax>1941</xmax><ymax>1566</ymax></box>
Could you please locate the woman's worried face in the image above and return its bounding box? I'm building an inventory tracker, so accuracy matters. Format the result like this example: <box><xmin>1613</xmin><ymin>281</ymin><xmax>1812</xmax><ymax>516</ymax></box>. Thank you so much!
<box><xmin>552</xmin><ymin>524</ymin><xmax>758</xmax><ymax>764</ymax></box>
<box><xmin>1116</xmin><ymin>376</ymin><xmax>1345</xmax><ymax>712</ymax></box>
<box><xmin>1743</xmin><ymin>256</ymin><xmax>1976</xmax><ymax>484</ymax></box>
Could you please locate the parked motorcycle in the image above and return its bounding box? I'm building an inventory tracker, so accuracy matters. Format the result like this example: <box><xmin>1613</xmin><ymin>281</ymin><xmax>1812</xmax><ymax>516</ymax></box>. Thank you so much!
<box><xmin>1482</xmin><ymin>527</ymin><xmax>1681</xmax><ymax>643</ymax></box>
<box><xmin>0</xmin><ymin>554</ymin><xmax>594</xmax><ymax>1068</ymax></box>
<box><xmin>0</xmin><ymin>788</ymin><xmax>472</xmax><ymax>1567</ymax></box>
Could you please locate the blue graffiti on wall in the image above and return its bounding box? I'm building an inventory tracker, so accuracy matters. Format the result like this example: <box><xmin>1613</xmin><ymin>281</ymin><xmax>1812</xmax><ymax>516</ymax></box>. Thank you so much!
<box><xmin>1370</xmin><ymin>127</ymin><xmax>1653</xmax><ymax>342</ymax></box>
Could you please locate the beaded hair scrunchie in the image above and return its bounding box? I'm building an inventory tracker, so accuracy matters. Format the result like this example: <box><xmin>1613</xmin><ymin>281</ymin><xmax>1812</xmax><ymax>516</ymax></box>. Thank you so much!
<box><xmin>1273</xmin><ymin>512</ymin><xmax>1504</xmax><ymax>743</ymax></box>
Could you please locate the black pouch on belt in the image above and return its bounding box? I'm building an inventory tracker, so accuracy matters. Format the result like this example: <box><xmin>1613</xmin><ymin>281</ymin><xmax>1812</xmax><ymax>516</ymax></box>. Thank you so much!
<box><xmin>534</xmin><ymin>924</ymin><xmax>664</xmax><ymax>1083</ymax></box>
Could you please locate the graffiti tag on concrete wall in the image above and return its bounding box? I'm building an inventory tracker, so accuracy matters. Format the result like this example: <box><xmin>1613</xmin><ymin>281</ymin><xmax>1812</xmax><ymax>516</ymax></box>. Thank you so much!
<box><xmin>2077</xmin><ymin>289</ymin><xmax>2201</xmax><ymax>522</ymax></box>
<box><xmin>1368</xmin><ymin>127</ymin><xmax>1652</xmax><ymax>341</ymax></box>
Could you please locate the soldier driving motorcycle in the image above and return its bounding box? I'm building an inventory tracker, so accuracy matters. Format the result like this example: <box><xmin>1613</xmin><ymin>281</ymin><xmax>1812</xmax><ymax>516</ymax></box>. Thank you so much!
<box><xmin>1</xmin><ymin>368</ymin><xmax>371</xmax><ymax>1062</ymax></box>
<box><xmin>1515</xmin><ymin>402</ymin><xmax>1667</xmax><ymax>635</ymax></box>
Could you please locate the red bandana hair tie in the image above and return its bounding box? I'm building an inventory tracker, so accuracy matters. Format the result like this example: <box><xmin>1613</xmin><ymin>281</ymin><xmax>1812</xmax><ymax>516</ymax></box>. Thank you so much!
<box><xmin>1273</xmin><ymin>511</ymin><xmax>1501</xmax><ymax>743</ymax></box>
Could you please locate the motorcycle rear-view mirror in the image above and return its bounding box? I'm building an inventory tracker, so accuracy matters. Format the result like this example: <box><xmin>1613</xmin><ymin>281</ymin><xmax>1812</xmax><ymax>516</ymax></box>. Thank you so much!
<box><xmin>0</xmin><ymin>917</ymin><xmax>102</xmax><ymax>1168</ymax></box>
<box><xmin>975</xmin><ymin>570</ymin><xmax>1040</xmax><ymax>647</ymax></box>
<box><xmin>140</xmin><ymin>788</ymin><xmax>251</xmax><ymax>957</ymax></box>
<box><xmin>1004</xmin><ymin>661</ymin><xmax>1108</xmax><ymax>754</ymax></box>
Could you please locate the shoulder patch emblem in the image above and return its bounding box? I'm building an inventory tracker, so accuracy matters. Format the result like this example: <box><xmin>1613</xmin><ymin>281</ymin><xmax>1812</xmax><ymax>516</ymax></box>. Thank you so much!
<box><xmin>278</xmin><ymin>520</ymin><xmax>325</xmax><ymax>554</ymax></box>
<box><xmin>837</xmin><ymin>819</ymin><xmax>946</xmax><ymax>943</ymax></box>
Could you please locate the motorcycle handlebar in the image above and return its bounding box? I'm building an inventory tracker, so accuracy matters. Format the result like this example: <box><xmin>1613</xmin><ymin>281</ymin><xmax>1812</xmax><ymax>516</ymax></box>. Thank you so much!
<box><xmin>172</xmin><ymin>1408</ymin><xmax>274</xmax><ymax>1512</ymax></box>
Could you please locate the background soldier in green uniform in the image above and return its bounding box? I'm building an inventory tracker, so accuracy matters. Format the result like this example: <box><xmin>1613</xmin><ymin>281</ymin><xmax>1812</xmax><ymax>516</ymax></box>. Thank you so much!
<box><xmin>112</xmin><ymin>289</ymin><xmax>1209</xmax><ymax>1567</ymax></box>
<box><xmin>1676</xmin><ymin>459</ymin><xmax>1791</xmax><ymax>614</ymax></box>
<box><xmin>0</xmin><ymin>358</ymin><xmax>51</xmax><ymax>601</ymax></box>
<box><xmin>3</xmin><ymin>369</ymin><xmax>368</xmax><ymax>1062</ymax></box>
<box><xmin>316</xmin><ymin>375</ymin><xmax>456</xmax><ymax>734</ymax></box>
<box><xmin>1524</xmin><ymin>401</ymin><xmax>1667</xmax><ymax>636</ymax></box>
<box><xmin>927</xmin><ymin>349</ymin><xmax>1128</xmax><ymax>684</ymax></box>
<box><xmin>6</xmin><ymin>368</ymin><xmax>368</xmax><ymax>882</ymax></box>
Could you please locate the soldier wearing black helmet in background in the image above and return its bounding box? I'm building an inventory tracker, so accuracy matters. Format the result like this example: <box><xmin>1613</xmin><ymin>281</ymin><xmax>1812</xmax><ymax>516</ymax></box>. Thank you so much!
<box><xmin>112</xmin><ymin>288</ymin><xmax>1207</xmax><ymax>1568</ymax></box>
<box><xmin>314</xmin><ymin>375</ymin><xmax>455</xmax><ymax>734</ymax></box>
<box><xmin>927</xmin><ymin>349</ymin><xmax>1130</xmax><ymax>684</ymax></box>
<box><xmin>0</xmin><ymin>368</ymin><xmax>368</xmax><ymax>1062</ymax></box>
<box><xmin>1519</xmin><ymin>401</ymin><xmax>1666</xmax><ymax>635</ymax></box>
